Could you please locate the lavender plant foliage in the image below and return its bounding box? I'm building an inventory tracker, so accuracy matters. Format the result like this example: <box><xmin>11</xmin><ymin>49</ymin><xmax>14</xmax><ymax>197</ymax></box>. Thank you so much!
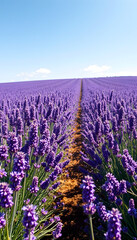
<box><xmin>81</xmin><ymin>77</ymin><xmax>137</xmax><ymax>239</ymax></box>
<box><xmin>0</xmin><ymin>79</ymin><xmax>81</xmax><ymax>239</ymax></box>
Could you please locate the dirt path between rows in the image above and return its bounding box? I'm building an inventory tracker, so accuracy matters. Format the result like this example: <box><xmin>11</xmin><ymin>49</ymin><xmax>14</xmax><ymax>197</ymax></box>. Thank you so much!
<box><xmin>59</xmin><ymin>80</ymin><xmax>88</xmax><ymax>240</ymax></box>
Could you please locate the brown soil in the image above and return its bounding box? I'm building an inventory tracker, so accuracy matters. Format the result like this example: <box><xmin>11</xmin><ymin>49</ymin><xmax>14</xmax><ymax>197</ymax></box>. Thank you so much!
<box><xmin>59</xmin><ymin>81</ymin><xmax>88</xmax><ymax>240</ymax></box>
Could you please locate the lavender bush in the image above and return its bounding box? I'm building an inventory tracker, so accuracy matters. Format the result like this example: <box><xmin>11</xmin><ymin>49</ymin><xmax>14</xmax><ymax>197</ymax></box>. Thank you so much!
<box><xmin>0</xmin><ymin>79</ymin><xmax>81</xmax><ymax>239</ymax></box>
<box><xmin>81</xmin><ymin>77</ymin><xmax>137</xmax><ymax>240</ymax></box>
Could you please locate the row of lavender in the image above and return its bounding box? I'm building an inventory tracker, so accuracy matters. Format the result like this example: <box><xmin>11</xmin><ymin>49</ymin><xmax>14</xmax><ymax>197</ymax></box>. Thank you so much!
<box><xmin>0</xmin><ymin>79</ymin><xmax>81</xmax><ymax>240</ymax></box>
<box><xmin>81</xmin><ymin>77</ymin><xmax>137</xmax><ymax>240</ymax></box>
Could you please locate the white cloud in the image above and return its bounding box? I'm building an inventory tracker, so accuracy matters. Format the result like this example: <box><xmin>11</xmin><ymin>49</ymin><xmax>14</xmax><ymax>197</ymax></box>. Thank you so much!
<box><xmin>16</xmin><ymin>68</ymin><xmax>51</xmax><ymax>80</ymax></box>
<box><xmin>35</xmin><ymin>68</ymin><xmax>51</xmax><ymax>74</ymax></box>
<box><xmin>84</xmin><ymin>64</ymin><xmax>111</xmax><ymax>73</ymax></box>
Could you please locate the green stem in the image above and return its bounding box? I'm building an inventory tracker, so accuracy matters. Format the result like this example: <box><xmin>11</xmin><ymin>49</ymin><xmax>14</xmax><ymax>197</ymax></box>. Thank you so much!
<box><xmin>127</xmin><ymin>190</ymin><xmax>137</xmax><ymax>197</ymax></box>
<box><xmin>29</xmin><ymin>149</ymin><xmax>33</xmax><ymax>165</ymax></box>
<box><xmin>6</xmin><ymin>212</ymin><xmax>10</xmax><ymax>240</ymax></box>
<box><xmin>29</xmin><ymin>231</ymin><xmax>31</xmax><ymax>240</ymax></box>
<box><xmin>23</xmin><ymin>174</ymin><xmax>26</xmax><ymax>201</ymax></box>
<box><xmin>132</xmin><ymin>215</ymin><xmax>137</xmax><ymax>234</ymax></box>
<box><xmin>89</xmin><ymin>215</ymin><xmax>95</xmax><ymax>240</ymax></box>
<box><xmin>9</xmin><ymin>192</ymin><xmax>18</xmax><ymax>238</ymax></box>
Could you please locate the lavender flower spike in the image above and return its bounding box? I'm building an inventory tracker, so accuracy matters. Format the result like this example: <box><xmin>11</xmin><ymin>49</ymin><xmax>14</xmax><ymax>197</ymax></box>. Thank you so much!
<box><xmin>22</xmin><ymin>204</ymin><xmax>38</xmax><ymax>240</ymax></box>
<box><xmin>53</xmin><ymin>222</ymin><xmax>63</xmax><ymax>239</ymax></box>
<box><xmin>105</xmin><ymin>208</ymin><xmax>122</xmax><ymax>240</ymax></box>
<box><xmin>80</xmin><ymin>175</ymin><xmax>96</xmax><ymax>215</ymax></box>
<box><xmin>29</xmin><ymin>176</ymin><xmax>39</xmax><ymax>194</ymax></box>
<box><xmin>0</xmin><ymin>182</ymin><xmax>13</xmax><ymax>208</ymax></box>
<box><xmin>0</xmin><ymin>213</ymin><xmax>6</xmax><ymax>229</ymax></box>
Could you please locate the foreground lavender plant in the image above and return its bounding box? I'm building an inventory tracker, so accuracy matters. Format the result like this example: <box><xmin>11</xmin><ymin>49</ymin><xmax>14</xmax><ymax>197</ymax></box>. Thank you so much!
<box><xmin>81</xmin><ymin>175</ymin><xmax>96</xmax><ymax>240</ymax></box>
<box><xmin>105</xmin><ymin>208</ymin><xmax>122</xmax><ymax>240</ymax></box>
<box><xmin>22</xmin><ymin>204</ymin><xmax>38</xmax><ymax>240</ymax></box>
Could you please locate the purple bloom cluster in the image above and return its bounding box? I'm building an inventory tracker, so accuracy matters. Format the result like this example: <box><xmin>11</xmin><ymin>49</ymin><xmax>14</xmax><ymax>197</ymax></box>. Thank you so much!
<box><xmin>80</xmin><ymin>175</ymin><xmax>96</xmax><ymax>215</ymax></box>
<box><xmin>13</xmin><ymin>151</ymin><xmax>26</xmax><ymax>175</ymax></box>
<box><xmin>0</xmin><ymin>168</ymin><xmax>7</xmax><ymax>178</ymax></box>
<box><xmin>128</xmin><ymin>199</ymin><xmax>137</xmax><ymax>217</ymax></box>
<box><xmin>96</xmin><ymin>202</ymin><xmax>110</xmax><ymax>222</ymax></box>
<box><xmin>0</xmin><ymin>145</ymin><xmax>8</xmax><ymax>161</ymax></box>
<box><xmin>0</xmin><ymin>213</ymin><xmax>6</xmax><ymax>229</ymax></box>
<box><xmin>29</xmin><ymin>176</ymin><xmax>39</xmax><ymax>194</ymax></box>
<box><xmin>121</xmin><ymin>149</ymin><xmax>137</xmax><ymax>176</ymax></box>
<box><xmin>38</xmin><ymin>139</ymin><xmax>49</xmax><ymax>156</ymax></box>
<box><xmin>52</xmin><ymin>222</ymin><xmax>63</xmax><ymax>239</ymax></box>
<box><xmin>7</xmin><ymin>132</ymin><xmax>18</xmax><ymax>153</ymax></box>
<box><xmin>22</xmin><ymin>204</ymin><xmax>38</xmax><ymax>240</ymax></box>
<box><xmin>105</xmin><ymin>208</ymin><xmax>122</xmax><ymax>240</ymax></box>
<box><xmin>102</xmin><ymin>173</ymin><xmax>127</xmax><ymax>202</ymax></box>
<box><xmin>0</xmin><ymin>182</ymin><xmax>13</xmax><ymax>208</ymax></box>
<box><xmin>29</xmin><ymin>122</ymin><xmax>39</xmax><ymax>148</ymax></box>
<box><xmin>10</xmin><ymin>171</ymin><xmax>23</xmax><ymax>191</ymax></box>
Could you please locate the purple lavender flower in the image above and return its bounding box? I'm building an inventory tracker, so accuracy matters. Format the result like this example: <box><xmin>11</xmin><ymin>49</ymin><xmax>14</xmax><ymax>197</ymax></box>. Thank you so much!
<box><xmin>133</xmin><ymin>129</ymin><xmax>137</xmax><ymax>139</ymax></box>
<box><xmin>54</xmin><ymin>216</ymin><xmax>61</xmax><ymax>222</ymax></box>
<box><xmin>0</xmin><ymin>213</ymin><xmax>6</xmax><ymax>229</ymax></box>
<box><xmin>128</xmin><ymin>199</ymin><xmax>136</xmax><ymax>216</ymax></box>
<box><xmin>29</xmin><ymin>176</ymin><xmax>39</xmax><ymax>194</ymax></box>
<box><xmin>18</xmin><ymin>135</ymin><xmax>22</xmax><ymax>150</ymax></box>
<box><xmin>119</xmin><ymin>180</ymin><xmax>127</xmax><ymax>194</ymax></box>
<box><xmin>7</xmin><ymin>132</ymin><xmax>18</xmax><ymax>153</ymax></box>
<box><xmin>107</xmin><ymin>133</ymin><xmax>114</xmax><ymax>149</ymax></box>
<box><xmin>49</xmin><ymin>165</ymin><xmax>62</xmax><ymax>181</ymax></box>
<box><xmin>80</xmin><ymin>175</ymin><xmax>96</xmax><ymax>215</ymax></box>
<box><xmin>116</xmin><ymin>198</ymin><xmax>123</xmax><ymax>206</ymax></box>
<box><xmin>40</xmin><ymin>178</ymin><xmax>50</xmax><ymax>190</ymax></box>
<box><xmin>13</xmin><ymin>152</ymin><xmax>26</xmax><ymax>177</ymax></box>
<box><xmin>17</xmin><ymin>117</ymin><xmax>23</xmax><ymax>134</ymax></box>
<box><xmin>42</xmin><ymin>198</ymin><xmax>47</xmax><ymax>203</ymax></box>
<box><xmin>45</xmin><ymin>151</ymin><xmax>55</xmax><ymax>167</ymax></box>
<box><xmin>53</xmin><ymin>124</ymin><xmax>61</xmax><ymax>139</ymax></box>
<box><xmin>0</xmin><ymin>145</ymin><xmax>8</xmax><ymax>161</ymax></box>
<box><xmin>50</xmin><ymin>182</ymin><xmax>60</xmax><ymax>190</ymax></box>
<box><xmin>29</xmin><ymin>122</ymin><xmax>38</xmax><ymax>148</ymax></box>
<box><xmin>40</xmin><ymin>119</ymin><xmax>48</xmax><ymax>135</ymax></box>
<box><xmin>118</xmin><ymin>106</ymin><xmax>124</xmax><ymax>125</ymax></box>
<box><xmin>54</xmin><ymin>152</ymin><xmax>63</xmax><ymax>166</ymax></box>
<box><xmin>0</xmin><ymin>168</ymin><xmax>7</xmax><ymax>178</ymax></box>
<box><xmin>52</xmin><ymin>222</ymin><xmax>63</xmax><ymax>239</ymax></box>
<box><xmin>2</xmin><ymin>123</ymin><xmax>8</xmax><ymax>139</ymax></box>
<box><xmin>41</xmin><ymin>208</ymin><xmax>48</xmax><ymax>216</ymax></box>
<box><xmin>22</xmin><ymin>204</ymin><xmax>38</xmax><ymax>240</ymax></box>
<box><xmin>83</xmin><ymin>203</ymin><xmax>96</xmax><ymax>215</ymax></box>
<box><xmin>24</xmin><ymin>107</ymin><xmax>30</xmax><ymax>123</ymax></box>
<box><xmin>96</xmin><ymin>202</ymin><xmax>109</xmax><ymax>222</ymax></box>
<box><xmin>0</xmin><ymin>182</ymin><xmax>13</xmax><ymax>208</ymax></box>
<box><xmin>46</xmin><ymin>104</ymin><xmax>52</xmax><ymax>119</ymax></box>
<box><xmin>50</xmin><ymin>133</ymin><xmax>56</xmax><ymax>146</ymax></box>
<box><xmin>104</xmin><ymin>120</ymin><xmax>110</xmax><ymax>136</ymax></box>
<box><xmin>95</xmin><ymin>118</ymin><xmax>102</xmax><ymax>136</ymax></box>
<box><xmin>38</xmin><ymin>139</ymin><xmax>49</xmax><ymax>156</ymax></box>
<box><xmin>121</xmin><ymin>150</ymin><xmax>137</xmax><ymax>176</ymax></box>
<box><xmin>112</xmin><ymin>117</ymin><xmax>118</xmax><ymax>132</ymax></box>
<box><xmin>129</xmin><ymin>115</ymin><xmax>135</xmax><ymax>131</ymax></box>
<box><xmin>102</xmin><ymin>173</ymin><xmax>119</xmax><ymax>202</ymax></box>
<box><xmin>105</xmin><ymin>208</ymin><xmax>122</xmax><ymax>240</ymax></box>
<box><xmin>113</xmin><ymin>140</ymin><xmax>120</xmax><ymax>155</ymax></box>
<box><xmin>102</xmin><ymin>144</ymin><xmax>110</xmax><ymax>163</ymax></box>
<box><xmin>10</xmin><ymin>171</ymin><xmax>23</xmax><ymax>191</ymax></box>
<box><xmin>30</xmin><ymin>105</ymin><xmax>36</xmax><ymax>121</ymax></box>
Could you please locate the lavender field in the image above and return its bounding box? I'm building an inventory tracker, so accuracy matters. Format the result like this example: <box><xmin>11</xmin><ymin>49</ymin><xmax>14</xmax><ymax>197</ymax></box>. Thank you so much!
<box><xmin>0</xmin><ymin>77</ymin><xmax>137</xmax><ymax>240</ymax></box>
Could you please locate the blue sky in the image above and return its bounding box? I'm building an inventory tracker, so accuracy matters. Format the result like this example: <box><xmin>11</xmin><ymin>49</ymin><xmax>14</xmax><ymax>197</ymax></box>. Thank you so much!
<box><xmin>0</xmin><ymin>0</ymin><xmax>137</xmax><ymax>83</ymax></box>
